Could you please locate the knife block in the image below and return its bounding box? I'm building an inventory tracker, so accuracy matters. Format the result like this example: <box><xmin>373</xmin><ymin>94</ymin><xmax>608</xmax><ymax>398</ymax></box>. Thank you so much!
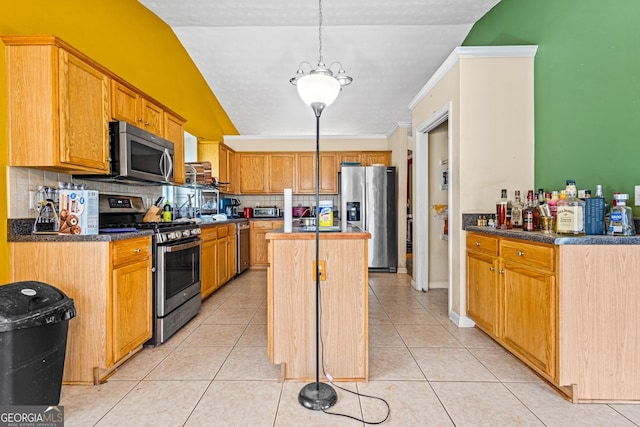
<box><xmin>143</xmin><ymin>205</ymin><xmax>161</xmax><ymax>222</ymax></box>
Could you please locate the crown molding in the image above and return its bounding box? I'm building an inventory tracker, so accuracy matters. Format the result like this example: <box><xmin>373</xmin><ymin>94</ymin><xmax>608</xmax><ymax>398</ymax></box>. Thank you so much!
<box><xmin>408</xmin><ymin>45</ymin><xmax>538</xmax><ymax>110</ymax></box>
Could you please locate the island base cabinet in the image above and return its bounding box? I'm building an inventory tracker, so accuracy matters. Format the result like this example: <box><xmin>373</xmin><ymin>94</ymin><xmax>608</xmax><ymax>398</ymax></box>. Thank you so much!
<box><xmin>267</xmin><ymin>236</ymin><xmax>369</xmax><ymax>382</ymax></box>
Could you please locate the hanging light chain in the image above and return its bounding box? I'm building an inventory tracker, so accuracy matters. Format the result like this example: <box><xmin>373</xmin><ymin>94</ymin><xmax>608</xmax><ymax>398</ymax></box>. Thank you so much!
<box><xmin>317</xmin><ymin>0</ymin><xmax>323</xmax><ymax>65</ymax></box>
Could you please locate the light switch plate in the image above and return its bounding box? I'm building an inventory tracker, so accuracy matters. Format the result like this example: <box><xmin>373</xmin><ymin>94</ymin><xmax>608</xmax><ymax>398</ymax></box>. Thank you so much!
<box><xmin>635</xmin><ymin>186</ymin><xmax>640</xmax><ymax>206</ymax></box>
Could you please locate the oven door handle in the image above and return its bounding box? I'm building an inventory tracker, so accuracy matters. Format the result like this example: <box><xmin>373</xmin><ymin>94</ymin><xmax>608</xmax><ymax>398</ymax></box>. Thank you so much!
<box><xmin>161</xmin><ymin>239</ymin><xmax>201</xmax><ymax>253</ymax></box>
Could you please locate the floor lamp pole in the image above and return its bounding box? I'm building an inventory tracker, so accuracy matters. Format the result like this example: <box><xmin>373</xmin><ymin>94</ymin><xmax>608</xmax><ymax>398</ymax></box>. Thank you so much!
<box><xmin>298</xmin><ymin>104</ymin><xmax>338</xmax><ymax>411</ymax></box>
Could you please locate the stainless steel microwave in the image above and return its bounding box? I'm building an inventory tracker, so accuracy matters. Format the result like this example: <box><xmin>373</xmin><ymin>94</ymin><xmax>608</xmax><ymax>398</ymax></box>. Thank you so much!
<box><xmin>79</xmin><ymin>121</ymin><xmax>174</xmax><ymax>184</ymax></box>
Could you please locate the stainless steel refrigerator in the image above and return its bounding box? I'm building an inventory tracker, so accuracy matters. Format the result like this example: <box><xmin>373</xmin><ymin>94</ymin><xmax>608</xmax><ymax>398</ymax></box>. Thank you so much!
<box><xmin>340</xmin><ymin>166</ymin><xmax>397</xmax><ymax>272</ymax></box>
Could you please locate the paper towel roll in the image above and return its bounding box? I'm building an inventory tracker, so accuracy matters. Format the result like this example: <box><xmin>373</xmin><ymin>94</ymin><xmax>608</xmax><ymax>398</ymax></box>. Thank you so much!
<box><xmin>284</xmin><ymin>188</ymin><xmax>292</xmax><ymax>233</ymax></box>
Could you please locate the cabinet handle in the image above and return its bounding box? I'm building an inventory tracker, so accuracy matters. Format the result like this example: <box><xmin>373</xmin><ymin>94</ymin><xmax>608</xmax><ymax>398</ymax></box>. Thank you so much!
<box><xmin>475</xmin><ymin>242</ymin><xmax>481</xmax><ymax>246</ymax></box>
<box><xmin>144</xmin><ymin>121</ymin><xmax>150</xmax><ymax>126</ymax></box>
<box><xmin>517</xmin><ymin>251</ymin><xmax>525</xmax><ymax>256</ymax></box>
<box><xmin>498</xmin><ymin>269</ymin><xmax>505</xmax><ymax>274</ymax></box>
<box><xmin>137</xmin><ymin>118</ymin><xmax>143</xmax><ymax>122</ymax></box>
<box><xmin>489</xmin><ymin>267</ymin><xmax>495</xmax><ymax>271</ymax></box>
<box><xmin>134</xmin><ymin>248</ymin><xmax>141</xmax><ymax>253</ymax></box>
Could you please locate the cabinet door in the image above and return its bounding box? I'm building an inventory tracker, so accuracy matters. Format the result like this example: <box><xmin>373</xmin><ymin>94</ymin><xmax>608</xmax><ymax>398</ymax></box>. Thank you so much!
<box><xmin>269</xmin><ymin>154</ymin><xmax>296</xmax><ymax>193</ymax></box>
<box><xmin>140</xmin><ymin>98</ymin><xmax>164</xmax><ymax>136</ymax></box>
<box><xmin>239</xmin><ymin>154</ymin><xmax>269</xmax><ymax>193</ymax></box>
<box><xmin>201</xmin><ymin>238</ymin><xmax>217</xmax><ymax>298</ymax></box>
<box><xmin>296</xmin><ymin>153</ymin><xmax>316</xmax><ymax>194</ymax></box>
<box><xmin>228</xmin><ymin>231</ymin><xmax>237</xmax><ymax>279</ymax></box>
<box><xmin>110</xmin><ymin>80</ymin><xmax>139</xmax><ymax>125</ymax></box>
<box><xmin>219</xmin><ymin>145</ymin><xmax>230</xmax><ymax>185</ymax></box>
<box><xmin>217</xmin><ymin>236</ymin><xmax>229</xmax><ymax>286</ymax></box>
<box><xmin>361</xmin><ymin>152</ymin><xmax>391</xmax><ymax>166</ymax></box>
<box><xmin>58</xmin><ymin>49</ymin><xmax>110</xmax><ymax>172</ymax></box>
<box><xmin>164</xmin><ymin>112</ymin><xmax>185</xmax><ymax>185</ymax></box>
<box><xmin>227</xmin><ymin>149</ymin><xmax>237</xmax><ymax>194</ymax></box>
<box><xmin>501</xmin><ymin>262</ymin><xmax>557</xmax><ymax>379</ymax></box>
<box><xmin>319</xmin><ymin>153</ymin><xmax>338</xmax><ymax>193</ymax></box>
<box><xmin>111</xmin><ymin>258</ymin><xmax>152</xmax><ymax>363</ymax></box>
<box><xmin>466</xmin><ymin>251</ymin><xmax>499</xmax><ymax>336</ymax></box>
<box><xmin>337</xmin><ymin>152</ymin><xmax>362</xmax><ymax>165</ymax></box>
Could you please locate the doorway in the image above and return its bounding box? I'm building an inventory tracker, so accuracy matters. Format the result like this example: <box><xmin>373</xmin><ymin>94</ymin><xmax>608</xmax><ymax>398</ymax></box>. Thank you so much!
<box><xmin>412</xmin><ymin>104</ymin><xmax>452</xmax><ymax>315</ymax></box>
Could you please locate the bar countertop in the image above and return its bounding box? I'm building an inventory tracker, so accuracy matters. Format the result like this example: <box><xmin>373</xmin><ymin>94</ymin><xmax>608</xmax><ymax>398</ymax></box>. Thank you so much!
<box><xmin>466</xmin><ymin>225</ymin><xmax>640</xmax><ymax>245</ymax></box>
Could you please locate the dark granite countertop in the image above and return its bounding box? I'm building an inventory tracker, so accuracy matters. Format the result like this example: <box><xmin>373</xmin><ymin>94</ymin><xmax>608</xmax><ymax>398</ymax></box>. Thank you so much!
<box><xmin>9</xmin><ymin>229</ymin><xmax>154</xmax><ymax>242</ymax></box>
<box><xmin>465</xmin><ymin>226</ymin><xmax>640</xmax><ymax>245</ymax></box>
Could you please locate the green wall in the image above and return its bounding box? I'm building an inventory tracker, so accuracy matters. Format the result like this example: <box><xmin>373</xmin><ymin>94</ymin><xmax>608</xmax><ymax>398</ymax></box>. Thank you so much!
<box><xmin>464</xmin><ymin>0</ymin><xmax>640</xmax><ymax>215</ymax></box>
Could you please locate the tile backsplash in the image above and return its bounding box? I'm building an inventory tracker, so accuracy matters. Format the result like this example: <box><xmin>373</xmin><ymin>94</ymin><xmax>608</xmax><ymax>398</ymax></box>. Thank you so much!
<box><xmin>8</xmin><ymin>166</ymin><xmax>340</xmax><ymax>219</ymax></box>
<box><xmin>8</xmin><ymin>167</ymin><xmax>163</xmax><ymax>218</ymax></box>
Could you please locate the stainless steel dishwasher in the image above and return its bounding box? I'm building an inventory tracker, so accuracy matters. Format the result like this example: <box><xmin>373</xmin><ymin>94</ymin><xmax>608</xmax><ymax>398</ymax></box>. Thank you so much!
<box><xmin>236</xmin><ymin>220</ymin><xmax>250</xmax><ymax>274</ymax></box>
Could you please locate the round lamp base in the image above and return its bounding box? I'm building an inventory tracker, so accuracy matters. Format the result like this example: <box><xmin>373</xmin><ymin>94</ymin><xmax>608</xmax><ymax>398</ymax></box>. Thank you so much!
<box><xmin>298</xmin><ymin>382</ymin><xmax>338</xmax><ymax>411</ymax></box>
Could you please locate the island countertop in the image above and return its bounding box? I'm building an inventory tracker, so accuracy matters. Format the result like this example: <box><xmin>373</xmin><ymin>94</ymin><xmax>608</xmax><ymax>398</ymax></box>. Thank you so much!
<box><xmin>266</xmin><ymin>225</ymin><xmax>370</xmax><ymax>240</ymax></box>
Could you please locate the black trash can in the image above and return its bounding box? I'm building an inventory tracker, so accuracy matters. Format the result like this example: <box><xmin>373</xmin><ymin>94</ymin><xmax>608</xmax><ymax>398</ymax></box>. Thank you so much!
<box><xmin>0</xmin><ymin>281</ymin><xmax>76</xmax><ymax>405</ymax></box>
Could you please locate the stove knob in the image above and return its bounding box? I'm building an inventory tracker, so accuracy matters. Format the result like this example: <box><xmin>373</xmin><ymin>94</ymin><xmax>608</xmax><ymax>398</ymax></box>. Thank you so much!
<box><xmin>168</xmin><ymin>232</ymin><xmax>177</xmax><ymax>240</ymax></box>
<box><xmin>182</xmin><ymin>229</ymin><xmax>191</xmax><ymax>238</ymax></box>
<box><xmin>193</xmin><ymin>228</ymin><xmax>201</xmax><ymax>235</ymax></box>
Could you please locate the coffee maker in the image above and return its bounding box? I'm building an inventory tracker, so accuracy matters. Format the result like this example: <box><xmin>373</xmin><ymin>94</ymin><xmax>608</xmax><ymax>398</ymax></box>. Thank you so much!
<box><xmin>219</xmin><ymin>198</ymin><xmax>240</xmax><ymax>218</ymax></box>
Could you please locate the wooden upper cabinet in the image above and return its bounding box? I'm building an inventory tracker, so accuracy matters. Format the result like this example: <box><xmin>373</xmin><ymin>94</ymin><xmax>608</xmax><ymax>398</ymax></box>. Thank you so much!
<box><xmin>111</xmin><ymin>80</ymin><xmax>164</xmax><ymax>136</ymax></box>
<box><xmin>361</xmin><ymin>151</ymin><xmax>391</xmax><ymax>166</ymax></box>
<box><xmin>198</xmin><ymin>141</ymin><xmax>236</xmax><ymax>193</ymax></box>
<box><xmin>3</xmin><ymin>36</ymin><xmax>110</xmax><ymax>173</ymax></box>
<box><xmin>296</xmin><ymin>153</ymin><xmax>315</xmax><ymax>194</ymax></box>
<box><xmin>336</xmin><ymin>151</ymin><xmax>392</xmax><ymax>168</ymax></box>
<box><xmin>297</xmin><ymin>153</ymin><xmax>338</xmax><ymax>194</ymax></box>
<box><xmin>164</xmin><ymin>112</ymin><xmax>185</xmax><ymax>185</ymax></box>
<box><xmin>268</xmin><ymin>153</ymin><xmax>296</xmax><ymax>193</ymax></box>
<box><xmin>238</xmin><ymin>153</ymin><xmax>269</xmax><ymax>193</ymax></box>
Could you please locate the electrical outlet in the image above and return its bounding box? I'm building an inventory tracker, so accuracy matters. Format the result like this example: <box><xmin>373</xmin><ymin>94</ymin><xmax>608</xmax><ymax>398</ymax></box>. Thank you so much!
<box><xmin>635</xmin><ymin>185</ymin><xmax>640</xmax><ymax>206</ymax></box>
<box><xmin>312</xmin><ymin>260</ymin><xmax>327</xmax><ymax>281</ymax></box>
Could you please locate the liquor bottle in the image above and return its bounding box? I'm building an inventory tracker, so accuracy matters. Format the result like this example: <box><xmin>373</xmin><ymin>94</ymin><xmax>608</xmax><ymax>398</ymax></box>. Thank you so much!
<box><xmin>496</xmin><ymin>189</ymin><xmax>510</xmax><ymax>229</ymax></box>
<box><xmin>607</xmin><ymin>194</ymin><xmax>635</xmax><ymax>236</ymax></box>
<box><xmin>556</xmin><ymin>180</ymin><xmax>585</xmax><ymax>235</ymax></box>
<box><xmin>522</xmin><ymin>190</ymin><xmax>537</xmax><ymax>231</ymax></box>
<box><xmin>584</xmin><ymin>184</ymin><xmax>606</xmax><ymax>235</ymax></box>
<box><xmin>511</xmin><ymin>190</ymin><xmax>524</xmax><ymax>228</ymax></box>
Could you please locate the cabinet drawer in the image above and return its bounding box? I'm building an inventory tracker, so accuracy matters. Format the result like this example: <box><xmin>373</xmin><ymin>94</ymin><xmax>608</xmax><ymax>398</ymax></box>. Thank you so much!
<box><xmin>200</xmin><ymin>226</ymin><xmax>218</xmax><ymax>241</ymax></box>
<box><xmin>227</xmin><ymin>224</ymin><xmax>236</xmax><ymax>234</ymax></box>
<box><xmin>250</xmin><ymin>220</ymin><xmax>273</xmax><ymax>230</ymax></box>
<box><xmin>112</xmin><ymin>237</ymin><xmax>151</xmax><ymax>266</ymax></box>
<box><xmin>500</xmin><ymin>239</ymin><xmax>555</xmax><ymax>272</ymax></box>
<box><xmin>466</xmin><ymin>233</ymin><xmax>498</xmax><ymax>256</ymax></box>
<box><xmin>217</xmin><ymin>224</ymin><xmax>229</xmax><ymax>237</ymax></box>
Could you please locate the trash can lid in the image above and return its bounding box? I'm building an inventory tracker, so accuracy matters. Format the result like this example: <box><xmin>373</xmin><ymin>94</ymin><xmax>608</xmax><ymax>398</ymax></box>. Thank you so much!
<box><xmin>0</xmin><ymin>281</ymin><xmax>76</xmax><ymax>332</ymax></box>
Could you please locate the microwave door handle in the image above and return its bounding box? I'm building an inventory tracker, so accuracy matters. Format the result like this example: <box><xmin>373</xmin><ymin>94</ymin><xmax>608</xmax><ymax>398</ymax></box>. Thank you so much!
<box><xmin>165</xmin><ymin>149</ymin><xmax>173</xmax><ymax>182</ymax></box>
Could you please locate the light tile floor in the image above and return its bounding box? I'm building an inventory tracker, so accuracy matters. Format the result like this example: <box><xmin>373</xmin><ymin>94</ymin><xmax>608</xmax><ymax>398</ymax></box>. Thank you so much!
<box><xmin>60</xmin><ymin>271</ymin><xmax>640</xmax><ymax>426</ymax></box>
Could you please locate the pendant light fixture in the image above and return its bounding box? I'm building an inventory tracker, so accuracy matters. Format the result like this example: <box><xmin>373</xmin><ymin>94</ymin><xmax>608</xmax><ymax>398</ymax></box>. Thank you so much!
<box><xmin>290</xmin><ymin>0</ymin><xmax>352</xmax><ymax>412</ymax></box>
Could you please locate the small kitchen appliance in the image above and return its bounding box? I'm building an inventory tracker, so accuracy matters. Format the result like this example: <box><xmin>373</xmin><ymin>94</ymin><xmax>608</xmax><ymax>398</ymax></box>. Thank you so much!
<box><xmin>253</xmin><ymin>206</ymin><xmax>281</xmax><ymax>218</ymax></box>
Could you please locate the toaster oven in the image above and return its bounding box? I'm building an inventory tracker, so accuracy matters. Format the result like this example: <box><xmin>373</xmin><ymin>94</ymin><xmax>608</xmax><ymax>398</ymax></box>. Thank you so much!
<box><xmin>253</xmin><ymin>207</ymin><xmax>281</xmax><ymax>218</ymax></box>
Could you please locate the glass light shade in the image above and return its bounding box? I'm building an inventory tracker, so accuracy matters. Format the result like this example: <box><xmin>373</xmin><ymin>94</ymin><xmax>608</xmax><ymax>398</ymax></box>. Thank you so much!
<box><xmin>296</xmin><ymin>73</ymin><xmax>341</xmax><ymax>107</ymax></box>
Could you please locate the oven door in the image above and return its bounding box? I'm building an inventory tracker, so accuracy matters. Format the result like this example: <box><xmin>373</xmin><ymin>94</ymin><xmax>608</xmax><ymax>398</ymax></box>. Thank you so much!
<box><xmin>156</xmin><ymin>238</ymin><xmax>201</xmax><ymax>316</ymax></box>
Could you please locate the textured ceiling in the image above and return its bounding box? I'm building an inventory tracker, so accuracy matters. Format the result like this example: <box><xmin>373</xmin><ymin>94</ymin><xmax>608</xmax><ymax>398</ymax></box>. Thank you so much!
<box><xmin>139</xmin><ymin>0</ymin><xmax>501</xmax><ymax>136</ymax></box>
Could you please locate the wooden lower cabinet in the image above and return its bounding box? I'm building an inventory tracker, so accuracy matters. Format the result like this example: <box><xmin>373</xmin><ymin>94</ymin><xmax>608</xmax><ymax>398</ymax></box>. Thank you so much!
<box><xmin>201</xmin><ymin>223</ymin><xmax>238</xmax><ymax>299</ymax></box>
<box><xmin>466</xmin><ymin>250</ymin><xmax>499</xmax><ymax>336</ymax></box>
<box><xmin>200</xmin><ymin>226</ymin><xmax>218</xmax><ymax>298</ymax></box>
<box><xmin>110</xmin><ymin>240</ymin><xmax>153</xmax><ymax>364</ymax></box>
<box><xmin>501</xmin><ymin>261</ymin><xmax>556</xmax><ymax>378</ymax></box>
<box><xmin>466</xmin><ymin>232</ymin><xmax>557</xmax><ymax>381</ymax></box>
<box><xmin>250</xmin><ymin>220</ymin><xmax>283</xmax><ymax>266</ymax></box>
<box><xmin>9</xmin><ymin>236</ymin><xmax>152</xmax><ymax>384</ymax></box>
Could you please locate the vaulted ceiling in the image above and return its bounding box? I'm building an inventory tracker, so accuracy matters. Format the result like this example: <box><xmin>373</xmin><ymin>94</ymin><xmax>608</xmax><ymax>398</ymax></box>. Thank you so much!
<box><xmin>139</xmin><ymin>0</ymin><xmax>501</xmax><ymax>136</ymax></box>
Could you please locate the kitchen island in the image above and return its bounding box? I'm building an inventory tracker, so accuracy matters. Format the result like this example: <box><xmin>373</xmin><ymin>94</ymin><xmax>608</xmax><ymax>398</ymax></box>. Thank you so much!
<box><xmin>265</xmin><ymin>226</ymin><xmax>370</xmax><ymax>382</ymax></box>
<box><xmin>465</xmin><ymin>226</ymin><xmax>640</xmax><ymax>402</ymax></box>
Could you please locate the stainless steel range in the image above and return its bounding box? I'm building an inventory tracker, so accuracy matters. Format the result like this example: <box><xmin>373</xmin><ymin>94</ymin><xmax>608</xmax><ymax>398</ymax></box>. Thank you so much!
<box><xmin>98</xmin><ymin>194</ymin><xmax>202</xmax><ymax>345</ymax></box>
